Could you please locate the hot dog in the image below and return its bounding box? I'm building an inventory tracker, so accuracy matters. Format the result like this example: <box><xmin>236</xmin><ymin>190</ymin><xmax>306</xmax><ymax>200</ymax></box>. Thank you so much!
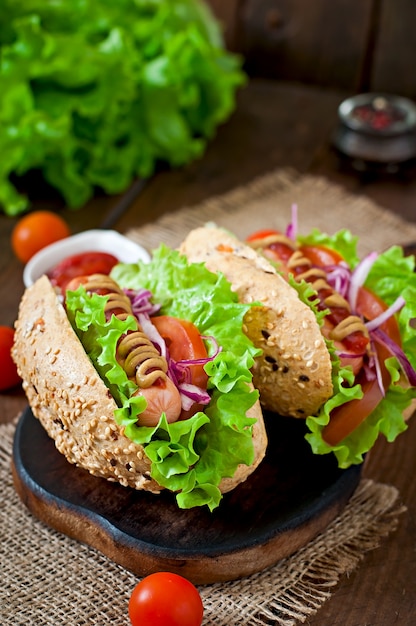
<box><xmin>12</xmin><ymin>245</ymin><xmax>268</xmax><ymax>511</ymax></box>
<box><xmin>179</xmin><ymin>227</ymin><xmax>334</xmax><ymax>417</ymax></box>
<box><xmin>180</xmin><ymin>222</ymin><xmax>416</xmax><ymax>468</ymax></box>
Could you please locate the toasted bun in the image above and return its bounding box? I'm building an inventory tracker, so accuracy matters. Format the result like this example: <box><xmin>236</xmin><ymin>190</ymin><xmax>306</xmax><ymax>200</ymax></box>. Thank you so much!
<box><xmin>179</xmin><ymin>226</ymin><xmax>334</xmax><ymax>417</ymax></box>
<box><xmin>12</xmin><ymin>275</ymin><xmax>266</xmax><ymax>496</ymax></box>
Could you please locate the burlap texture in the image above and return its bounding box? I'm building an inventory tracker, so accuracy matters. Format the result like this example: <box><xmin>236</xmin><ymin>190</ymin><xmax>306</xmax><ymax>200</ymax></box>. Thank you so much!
<box><xmin>2</xmin><ymin>168</ymin><xmax>414</xmax><ymax>625</ymax></box>
<box><xmin>126</xmin><ymin>168</ymin><xmax>416</xmax><ymax>255</ymax></box>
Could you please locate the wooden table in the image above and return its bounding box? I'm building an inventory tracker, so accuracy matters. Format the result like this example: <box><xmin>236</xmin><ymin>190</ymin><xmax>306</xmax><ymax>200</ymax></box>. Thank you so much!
<box><xmin>1</xmin><ymin>79</ymin><xmax>415</xmax><ymax>625</ymax></box>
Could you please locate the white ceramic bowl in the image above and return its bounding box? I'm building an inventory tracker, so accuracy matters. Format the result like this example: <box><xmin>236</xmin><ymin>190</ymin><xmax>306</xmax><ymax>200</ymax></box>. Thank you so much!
<box><xmin>23</xmin><ymin>229</ymin><xmax>151</xmax><ymax>288</ymax></box>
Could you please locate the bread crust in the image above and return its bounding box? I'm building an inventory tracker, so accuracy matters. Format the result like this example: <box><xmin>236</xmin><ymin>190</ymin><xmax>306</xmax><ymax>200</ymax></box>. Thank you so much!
<box><xmin>12</xmin><ymin>275</ymin><xmax>266</xmax><ymax>496</ymax></box>
<box><xmin>179</xmin><ymin>226</ymin><xmax>334</xmax><ymax>417</ymax></box>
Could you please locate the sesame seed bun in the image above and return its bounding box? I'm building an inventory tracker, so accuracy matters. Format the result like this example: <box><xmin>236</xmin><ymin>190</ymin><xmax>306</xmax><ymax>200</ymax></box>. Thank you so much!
<box><xmin>12</xmin><ymin>275</ymin><xmax>267</xmax><ymax>496</ymax></box>
<box><xmin>179</xmin><ymin>226</ymin><xmax>334</xmax><ymax>417</ymax></box>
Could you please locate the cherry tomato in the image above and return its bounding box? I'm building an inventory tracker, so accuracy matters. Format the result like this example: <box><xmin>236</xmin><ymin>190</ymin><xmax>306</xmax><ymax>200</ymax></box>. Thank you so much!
<box><xmin>12</xmin><ymin>210</ymin><xmax>71</xmax><ymax>263</ymax></box>
<box><xmin>151</xmin><ymin>316</ymin><xmax>209</xmax><ymax>389</ymax></box>
<box><xmin>48</xmin><ymin>252</ymin><xmax>119</xmax><ymax>291</ymax></box>
<box><xmin>0</xmin><ymin>326</ymin><xmax>21</xmax><ymax>391</ymax></box>
<box><xmin>128</xmin><ymin>572</ymin><xmax>204</xmax><ymax>626</ymax></box>
<box><xmin>322</xmin><ymin>286</ymin><xmax>400</xmax><ymax>446</ymax></box>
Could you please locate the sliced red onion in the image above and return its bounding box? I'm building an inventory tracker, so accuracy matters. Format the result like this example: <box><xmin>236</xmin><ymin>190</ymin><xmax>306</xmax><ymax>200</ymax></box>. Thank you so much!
<box><xmin>169</xmin><ymin>360</ymin><xmax>190</xmax><ymax>386</ymax></box>
<box><xmin>371</xmin><ymin>327</ymin><xmax>416</xmax><ymax>386</ymax></box>
<box><xmin>372</xmin><ymin>339</ymin><xmax>386</xmax><ymax>396</ymax></box>
<box><xmin>336</xmin><ymin>351</ymin><xmax>366</xmax><ymax>359</ymax></box>
<box><xmin>181</xmin><ymin>335</ymin><xmax>222</xmax><ymax>365</ymax></box>
<box><xmin>285</xmin><ymin>203</ymin><xmax>298</xmax><ymax>241</ymax></box>
<box><xmin>180</xmin><ymin>393</ymin><xmax>196</xmax><ymax>412</ymax></box>
<box><xmin>179</xmin><ymin>382</ymin><xmax>211</xmax><ymax>407</ymax></box>
<box><xmin>348</xmin><ymin>252</ymin><xmax>378</xmax><ymax>311</ymax></box>
<box><xmin>363</xmin><ymin>361</ymin><xmax>377</xmax><ymax>382</ymax></box>
<box><xmin>365</xmin><ymin>296</ymin><xmax>405</xmax><ymax>332</ymax></box>
<box><xmin>126</xmin><ymin>288</ymin><xmax>161</xmax><ymax>316</ymax></box>
<box><xmin>137</xmin><ymin>312</ymin><xmax>168</xmax><ymax>358</ymax></box>
<box><xmin>325</xmin><ymin>262</ymin><xmax>351</xmax><ymax>297</ymax></box>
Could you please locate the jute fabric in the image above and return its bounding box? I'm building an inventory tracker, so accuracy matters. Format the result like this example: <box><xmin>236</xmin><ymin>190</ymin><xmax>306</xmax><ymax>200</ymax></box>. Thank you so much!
<box><xmin>2</xmin><ymin>168</ymin><xmax>414</xmax><ymax>625</ymax></box>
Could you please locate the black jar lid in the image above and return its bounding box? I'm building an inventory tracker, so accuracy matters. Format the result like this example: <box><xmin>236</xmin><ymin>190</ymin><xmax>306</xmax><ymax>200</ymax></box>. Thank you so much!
<box><xmin>333</xmin><ymin>93</ymin><xmax>416</xmax><ymax>166</ymax></box>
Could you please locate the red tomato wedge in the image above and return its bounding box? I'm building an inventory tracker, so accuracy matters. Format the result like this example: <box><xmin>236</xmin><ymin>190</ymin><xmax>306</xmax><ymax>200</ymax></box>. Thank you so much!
<box><xmin>48</xmin><ymin>251</ymin><xmax>119</xmax><ymax>291</ymax></box>
<box><xmin>322</xmin><ymin>286</ymin><xmax>401</xmax><ymax>446</ymax></box>
<box><xmin>151</xmin><ymin>316</ymin><xmax>209</xmax><ymax>389</ymax></box>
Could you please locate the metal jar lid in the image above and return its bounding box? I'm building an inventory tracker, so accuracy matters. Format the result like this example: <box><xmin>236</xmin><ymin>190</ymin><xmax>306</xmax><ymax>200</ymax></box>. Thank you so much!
<box><xmin>332</xmin><ymin>93</ymin><xmax>416</xmax><ymax>166</ymax></box>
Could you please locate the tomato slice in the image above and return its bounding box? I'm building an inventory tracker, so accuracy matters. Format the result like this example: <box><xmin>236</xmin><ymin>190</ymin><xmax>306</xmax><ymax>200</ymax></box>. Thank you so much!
<box><xmin>322</xmin><ymin>286</ymin><xmax>400</xmax><ymax>446</ymax></box>
<box><xmin>150</xmin><ymin>316</ymin><xmax>209</xmax><ymax>389</ymax></box>
<box><xmin>48</xmin><ymin>252</ymin><xmax>119</xmax><ymax>291</ymax></box>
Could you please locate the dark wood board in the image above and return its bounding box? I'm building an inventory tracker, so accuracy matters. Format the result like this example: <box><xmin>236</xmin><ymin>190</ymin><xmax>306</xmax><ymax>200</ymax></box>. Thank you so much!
<box><xmin>12</xmin><ymin>406</ymin><xmax>361</xmax><ymax>584</ymax></box>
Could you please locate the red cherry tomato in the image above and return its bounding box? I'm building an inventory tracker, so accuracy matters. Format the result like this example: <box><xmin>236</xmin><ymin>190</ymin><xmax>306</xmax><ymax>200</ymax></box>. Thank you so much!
<box><xmin>151</xmin><ymin>316</ymin><xmax>209</xmax><ymax>389</ymax></box>
<box><xmin>12</xmin><ymin>210</ymin><xmax>71</xmax><ymax>263</ymax></box>
<box><xmin>47</xmin><ymin>252</ymin><xmax>119</xmax><ymax>291</ymax></box>
<box><xmin>128</xmin><ymin>572</ymin><xmax>204</xmax><ymax>626</ymax></box>
<box><xmin>0</xmin><ymin>326</ymin><xmax>21</xmax><ymax>391</ymax></box>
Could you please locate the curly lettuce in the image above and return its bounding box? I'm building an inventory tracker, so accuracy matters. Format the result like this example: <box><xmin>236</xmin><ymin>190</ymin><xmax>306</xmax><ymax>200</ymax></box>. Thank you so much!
<box><xmin>298</xmin><ymin>229</ymin><xmax>416</xmax><ymax>467</ymax></box>
<box><xmin>0</xmin><ymin>0</ymin><xmax>246</xmax><ymax>215</ymax></box>
<box><xmin>66</xmin><ymin>245</ymin><xmax>261</xmax><ymax>510</ymax></box>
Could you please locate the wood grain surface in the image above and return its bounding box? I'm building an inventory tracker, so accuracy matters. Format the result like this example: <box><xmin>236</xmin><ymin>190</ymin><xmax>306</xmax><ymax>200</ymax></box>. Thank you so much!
<box><xmin>12</xmin><ymin>407</ymin><xmax>361</xmax><ymax>585</ymax></box>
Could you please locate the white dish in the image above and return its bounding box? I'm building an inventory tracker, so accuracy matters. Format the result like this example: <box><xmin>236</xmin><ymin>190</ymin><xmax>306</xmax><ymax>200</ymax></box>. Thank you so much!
<box><xmin>23</xmin><ymin>229</ymin><xmax>151</xmax><ymax>288</ymax></box>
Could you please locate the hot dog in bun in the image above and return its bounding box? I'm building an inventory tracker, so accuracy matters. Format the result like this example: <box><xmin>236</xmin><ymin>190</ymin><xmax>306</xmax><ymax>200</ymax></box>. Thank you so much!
<box><xmin>180</xmin><ymin>220</ymin><xmax>416</xmax><ymax>468</ymax></box>
<box><xmin>12</xmin><ymin>245</ymin><xmax>267</xmax><ymax>510</ymax></box>
<box><xmin>179</xmin><ymin>227</ymin><xmax>334</xmax><ymax>418</ymax></box>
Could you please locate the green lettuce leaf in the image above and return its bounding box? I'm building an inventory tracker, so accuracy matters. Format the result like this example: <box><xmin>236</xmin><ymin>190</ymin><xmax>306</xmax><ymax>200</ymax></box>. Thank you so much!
<box><xmin>299</xmin><ymin>230</ymin><xmax>416</xmax><ymax>467</ymax></box>
<box><xmin>66</xmin><ymin>245</ymin><xmax>261</xmax><ymax>510</ymax></box>
<box><xmin>0</xmin><ymin>1</ymin><xmax>246</xmax><ymax>215</ymax></box>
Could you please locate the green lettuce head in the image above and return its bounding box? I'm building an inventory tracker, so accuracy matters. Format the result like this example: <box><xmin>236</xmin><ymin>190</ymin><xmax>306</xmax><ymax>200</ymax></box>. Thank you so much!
<box><xmin>0</xmin><ymin>0</ymin><xmax>246</xmax><ymax>215</ymax></box>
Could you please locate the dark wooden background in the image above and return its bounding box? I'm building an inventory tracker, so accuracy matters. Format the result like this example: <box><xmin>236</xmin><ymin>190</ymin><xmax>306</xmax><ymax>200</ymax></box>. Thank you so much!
<box><xmin>208</xmin><ymin>0</ymin><xmax>416</xmax><ymax>98</ymax></box>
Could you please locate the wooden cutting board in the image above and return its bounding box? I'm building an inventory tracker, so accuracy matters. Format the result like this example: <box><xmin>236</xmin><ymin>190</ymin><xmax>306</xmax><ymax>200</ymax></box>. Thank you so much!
<box><xmin>12</xmin><ymin>407</ymin><xmax>361</xmax><ymax>584</ymax></box>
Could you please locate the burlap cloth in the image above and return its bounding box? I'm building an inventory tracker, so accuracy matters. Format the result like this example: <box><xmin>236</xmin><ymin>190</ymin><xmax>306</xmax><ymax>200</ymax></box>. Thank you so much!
<box><xmin>2</xmin><ymin>168</ymin><xmax>416</xmax><ymax>625</ymax></box>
